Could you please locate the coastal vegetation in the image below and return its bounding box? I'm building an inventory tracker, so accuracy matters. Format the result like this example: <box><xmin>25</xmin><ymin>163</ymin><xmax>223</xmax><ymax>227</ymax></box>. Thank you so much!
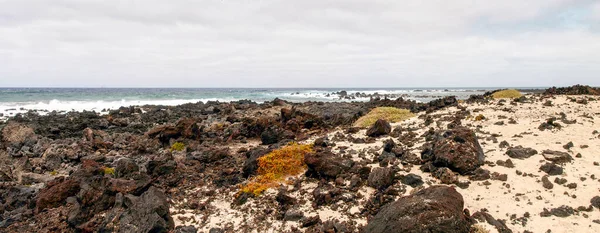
<box><xmin>170</xmin><ymin>142</ymin><xmax>186</xmax><ymax>152</ymax></box>
<box><xmin>354</xmin><ymin>107</ymin><xmax>415</xmax><ymax>128</ymax></box>
<box><xmin>240</xmin><ymin>143</ymin><xmax>313</xmax><ymax>196</ymax></box>
<box><xmin>491</xmin><ymin>89</ymin><xmax>523</xmax><ymax>99</ymax></box>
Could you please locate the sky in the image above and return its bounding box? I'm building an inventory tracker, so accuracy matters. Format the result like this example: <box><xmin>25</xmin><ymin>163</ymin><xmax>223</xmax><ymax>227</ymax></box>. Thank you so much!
<box><xmin>0</xmin><ymin>0</ymin><xmax>599</xmax><ymax>88</ymax></box>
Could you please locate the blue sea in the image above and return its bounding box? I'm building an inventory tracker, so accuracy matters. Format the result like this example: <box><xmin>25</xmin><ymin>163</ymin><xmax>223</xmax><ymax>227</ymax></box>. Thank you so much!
<box><xmin>0</xmin><ymin>87</ymin><xmax>513</xmax><ymax>119</ymax></box>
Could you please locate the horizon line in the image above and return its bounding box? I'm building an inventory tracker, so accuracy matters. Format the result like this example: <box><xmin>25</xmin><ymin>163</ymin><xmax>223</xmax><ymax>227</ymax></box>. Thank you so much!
<box><xmin>0</xmin><ymin>86</ymin><xmax>556</xmax><ymax>89</ymax></box>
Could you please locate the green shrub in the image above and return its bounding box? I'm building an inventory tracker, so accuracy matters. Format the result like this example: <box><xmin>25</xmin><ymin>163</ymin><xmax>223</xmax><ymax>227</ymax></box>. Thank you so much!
<box><xmin>492</xmin><ymin>89</ymin><xmax>523</xmax><ymax>99</ymax></box>
<box><xmin>353</xmin><ymin>107</ymin><xmax>415</xmax><ymax>128</ymax></box>
<box><xmin>103</xmin><ymin>167</ymin><xmax>115</xmax><ymax>176</ymax></box>
<box><xmin>170</xmin><ymin>142</ymin><xmax>186</xmax><ymax>152</ymax></box>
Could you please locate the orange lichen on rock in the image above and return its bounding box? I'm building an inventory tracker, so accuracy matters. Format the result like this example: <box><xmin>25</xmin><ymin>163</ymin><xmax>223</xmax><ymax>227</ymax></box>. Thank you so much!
<box><xmin>240</xmin><ymin>143</ymin><xmax>313</xmax><ymax>196</ymax></box>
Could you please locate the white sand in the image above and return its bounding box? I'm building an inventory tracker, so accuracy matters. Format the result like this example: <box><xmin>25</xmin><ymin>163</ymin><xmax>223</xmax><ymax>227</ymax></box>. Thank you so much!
<box><xmin>171</xmin><ymin>95</ymin><xmax>600</xmax><ymax>233</ymax></box>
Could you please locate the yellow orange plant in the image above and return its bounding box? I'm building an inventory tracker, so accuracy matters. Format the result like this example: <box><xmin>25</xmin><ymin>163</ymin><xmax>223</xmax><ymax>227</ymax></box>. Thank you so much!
<box><xmin>240</xmin><ymin>143</ymin><xmax>313</xmax><ymax>196</ymax></box>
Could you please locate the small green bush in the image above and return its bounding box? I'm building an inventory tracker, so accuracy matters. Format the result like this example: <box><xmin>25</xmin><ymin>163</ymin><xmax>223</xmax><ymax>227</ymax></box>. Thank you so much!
<box><xmin>353</xmin><ymin>107</ymin><xmax>415</xmax><ymax>128</ymax></box>
<box><xmin>170</xmin><ymin>142</ymin><xmax>186</xmax><ymax>152</ymax></box>
<box><xmin>492</xmin><ymin>89</ymin><xmax>523</xmax><ymax>99</ymax></box>
<box><xmin>103</xmin><ymin>167</ymin><xmax>115</xmax><ymax>176</ymax></box>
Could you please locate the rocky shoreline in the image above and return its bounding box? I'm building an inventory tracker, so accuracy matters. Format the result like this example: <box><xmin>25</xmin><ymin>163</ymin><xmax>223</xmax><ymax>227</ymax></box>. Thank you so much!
<box><xmin>1</xmin><ymin>85</ymin><xmax>599</xmax><ymax>233</ymax></box>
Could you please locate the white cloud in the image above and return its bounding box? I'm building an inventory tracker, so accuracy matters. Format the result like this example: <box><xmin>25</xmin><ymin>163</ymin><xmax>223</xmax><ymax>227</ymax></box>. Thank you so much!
<box><xmin>0</xmin><ymin>0</ymin><xmax>598</xmax><ymax>87</ymax></box>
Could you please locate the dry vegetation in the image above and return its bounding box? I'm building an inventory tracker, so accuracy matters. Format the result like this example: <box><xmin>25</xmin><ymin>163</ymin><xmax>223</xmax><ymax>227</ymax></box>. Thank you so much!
<box><xmin>240</xmin><ymin>143</ymin><xmax>313</xmax><ymax>196</ymax></box>
<box><xmin>491</xmin><ymin>89</ymin><xmax>523</xmax><ymax>99</ymax></box>
<box><xmin>353</xmin><ymin>107</ymin><xmax>415</xmax><ymax>128</ymax></box>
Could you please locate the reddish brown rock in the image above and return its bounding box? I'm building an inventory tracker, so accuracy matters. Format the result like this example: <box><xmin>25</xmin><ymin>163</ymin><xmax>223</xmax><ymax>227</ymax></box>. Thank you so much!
<box><xmin>36</xmin><ymin>177</ymin><xmax>80</xmax><ymax>213</ymax></box>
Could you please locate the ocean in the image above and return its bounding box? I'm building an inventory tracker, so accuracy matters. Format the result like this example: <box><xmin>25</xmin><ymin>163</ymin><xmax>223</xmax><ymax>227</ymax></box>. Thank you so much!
<box><xmin>0</xmin><ymin>87</ymin><xmax>502</xmax><ymax>120</ymax></box>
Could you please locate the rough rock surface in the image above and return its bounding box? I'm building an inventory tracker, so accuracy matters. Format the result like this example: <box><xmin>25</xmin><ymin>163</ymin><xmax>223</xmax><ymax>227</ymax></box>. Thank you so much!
<box><xmin>363</xmin><ymin>185</ymin><xmax>472</xmax><ymax>233</ymax></box>
<box><xmin>542</xmin><ymin>150</ymin><xmax>573</xmax><ymax>163</ymax></box>
<box><xmin>366</xmin><ymin>119</ymin><xmax>391</xmax><ymax>137</ymax></box>
<box><xmin>367</xmin><ymin>167</ymin><xmax>395</xmax><ymax>190</ymax></box>
<box><xmin>304</xmin><ymin>150</ymin><xmax>354</xmax><ymax>179</ymax></box>
<box><xmin>421</xmin><ymin>127</ymin><xmax>485</xmax><ymax>174</ymax></box>
<box><xmin>505</xmin><ymin>146</ymin><xmax>538</xmax><ymax>159</ymax></box>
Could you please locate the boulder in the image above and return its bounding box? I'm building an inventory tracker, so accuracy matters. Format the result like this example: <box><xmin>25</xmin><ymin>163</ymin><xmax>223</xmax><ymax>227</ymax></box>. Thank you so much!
<box><xmin>539</xmin><ymin>163</ymin><xmax>563</xmax><ymax>175</ymax></box>
<box><xmin>433</xmin><ymin>167</ymin><xmax>458</xmax><ymax>184</ymax></box>
<box><xmin>260</xmin><ymin>126</ymin><xmax>294</xmax><ymax>145</ymax></box>
<box><xmin>242</xmin><ymin>147</ymin><xmax>271</xmax><ymax>178</ymax></box>
<box><xmin>591</xmin><ymin>196</ymin><xmax>600</xmax><ymax>209</ymax></box>
<box><xmin>421</xmin><ymin>127</ymin><xmax>485</xmax><ymax>174</ymax></box>
<box><xmin>364</xmin><ymin>185</ymin><xmax>472</xmax><ymax>233</ymax></box>
<box><xmin>400</xmin><ymin>173</ymin><xmax>423</xmax><ymax>187</ymax></box>
<box><xmin>114</xmin><ymin>158</ymin><xmax>140</xmax><ymax>178</ymax></box>
<box><xmin>117</xmin><ymin>186</ymin><xmax>174</xmax><ymax>233</ymax></box>
<box><xmin>367</xmin><ymin>167</ymin><xmax>395</xmax><ymax>190</ymax></box>
<box><xmin>366</xmin><ymin>119</ymin><xmax>391</xmax><ymax>137</ymax></box>
<box><xmin>304</xmin><ymin>151</ymin><xmax>354</xmax><ymax>179</ymax></box>
<box><xmin>35</xmin><ymin>177</ymin><xmax>81</xmax><ymax>213</ymax></box>
<box><xmin>1</xmin><ymin>122</ymin><xmax>36</xmax><ymax>146</ymax></box>
<box><xmin>506</xmin><ymin>146</ymin><xmax>537</xmax><ymax>159</ymax></box>
<box><xmin>542</xmin><ymin>150</ymin><xmax>573</xmax><ymax>163</ymax></box>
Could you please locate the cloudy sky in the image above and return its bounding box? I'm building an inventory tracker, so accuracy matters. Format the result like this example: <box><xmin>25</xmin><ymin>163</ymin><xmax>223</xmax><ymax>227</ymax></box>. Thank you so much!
<box><xmin>1</xmin><ymin>0</ymin><xmax>599</xmax><ymax>88</ymax></box>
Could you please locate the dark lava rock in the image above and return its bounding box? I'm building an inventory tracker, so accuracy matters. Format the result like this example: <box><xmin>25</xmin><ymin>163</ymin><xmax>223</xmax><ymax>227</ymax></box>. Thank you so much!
<box><xmin>542</xmin><ymin>150</ymin><xmax>573</xmax><ymax>163</ymax></box>
<box><xmin>304</xmin><ymin>151</ymin><xmax>353</xmax><ymax>179</ymax></box>
<box><xmin>539</xmin><ymin>163</ymin><xmax>563</xmax><ymax>176</ymax></box>
<box><xmin>432</xmin><ymin>167</ymin><xmax>458</xmax><ymax>184</ymax></box>
<box><xmin>506</xmin><ymin>146</ymin><xmax>538</xmax><ymax>159</ymax></box>
<box><xmin>496</xmin><ymin>159</ymin><xmax>514</xmax><ymax>168</ymax></box>
<box><xmin>382</xmin><ymin>139</ymin><xmax>396</xmax><ymax>153</ymax></box>
<box><xmin>367</xmin><ymin>167</ymin><xmax>395</xmax><ymax>190</ymax></box>
<box><xmin>300</xmin><ymin>216</ymin><xmax>321</xmax><ymax>228</ymax></box>
<box><xmin>366</xmin><ymin>119</ymin><xmax>391</xmax><ymax>137</ymax></box>
<box><xmin>563</xmin><ymin>141</ymin><xmax>574</xmax><ymax>150</ymax></box>
<box><xmin>312</xmin><ymin>182</ymin><xmax>341</xmax><ymax>206</ymax></box>
<box><xmin>400</xmin><ymin>173</ymin><xmax>423</xmax><ymax>187</ymax></box>
<box><xmin>545</xmin><ymin>206</ymin><xmax>575</xmax><ymax>217</ymax></box>
<box><xmin>260</xmin><ymin>126</ymin><xmax>294</xmax><ymax>145</ymax></box>
<box><xmin>544</xmin><ymin>85</ymin><xmax>600</xmax><ymax>95</ymax></box>
<box><xmin>554</xmin><ymin>177</ymin><xmax>567</xmax><ymax>185</ymax></box>
<box><xmin>175</xmin><ymin>226</ymin><xmax>198</xmax><ymax>233</ymax></box>
<box><xmin>114</xmin><ymin>158</ymin><xmax>140</xmax><ymax>178</ymax></box>
<box><xmin>145</xmin><ymin>118</ymin><xmax>202</xmax><ymax>143</ymax></box>
<box><xmin>471</xmin><ymin>210</ymin><xmax>513</xmax><ymax>233</ymax></box>
<box><xmin>188</xmin><ymin>148</ymin><xmax>229</xmax><ymax>164</ymax></box>
<box><xmin>469</xmin><ymin>168</ymin><xmax>491</xmax><ymax>181</ymax></box>
<box><xmin>491</xmin><ymin>172</ymin><xmax>508</xmax><ymax>182</ymax></box>
<box><xmin>242</xmin><ymin>147</ymin><xmax>271</xmax><ymax>178</ymax></box>
<box><xmin>541</xmin><ymin>176</ymin><xmax>553</xmax><ymax>189</ymax></box>
<box><xmin>313</xmin><ymin>136</ymin><xmax>333</xmax><ymax>148</ymax></box>
<box><xmin>421</xmin><ymin>127</ymin><xmax>485</xmax><ymax>174</ymax></box>
<box><xmin>283</xmin><ymin>209</ymin><xmax>304</xmax><ymax>221</ymax></box>
<box><xmin>591</xmin><ymin>196</ymin><xmax>600</xmax><ymax>209</ymax></box>
<box><xmin>363</xmin><ymin>185</ymin><xmax>472</xmax><ymax>233</ymax></box>
<box><xmin>275</xmin><ymin>188</ymin><xmax>296</xmax><ymax>208</ymax></box>
<box><xmin>538</xmin><ymin>118</ymin><xmax>562</xmax><ymax>131</ymax></box>
<box><xmin>117</xmin><ymin>186</ymin><xmax>174</xmax><ymax>233</ymax></box>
